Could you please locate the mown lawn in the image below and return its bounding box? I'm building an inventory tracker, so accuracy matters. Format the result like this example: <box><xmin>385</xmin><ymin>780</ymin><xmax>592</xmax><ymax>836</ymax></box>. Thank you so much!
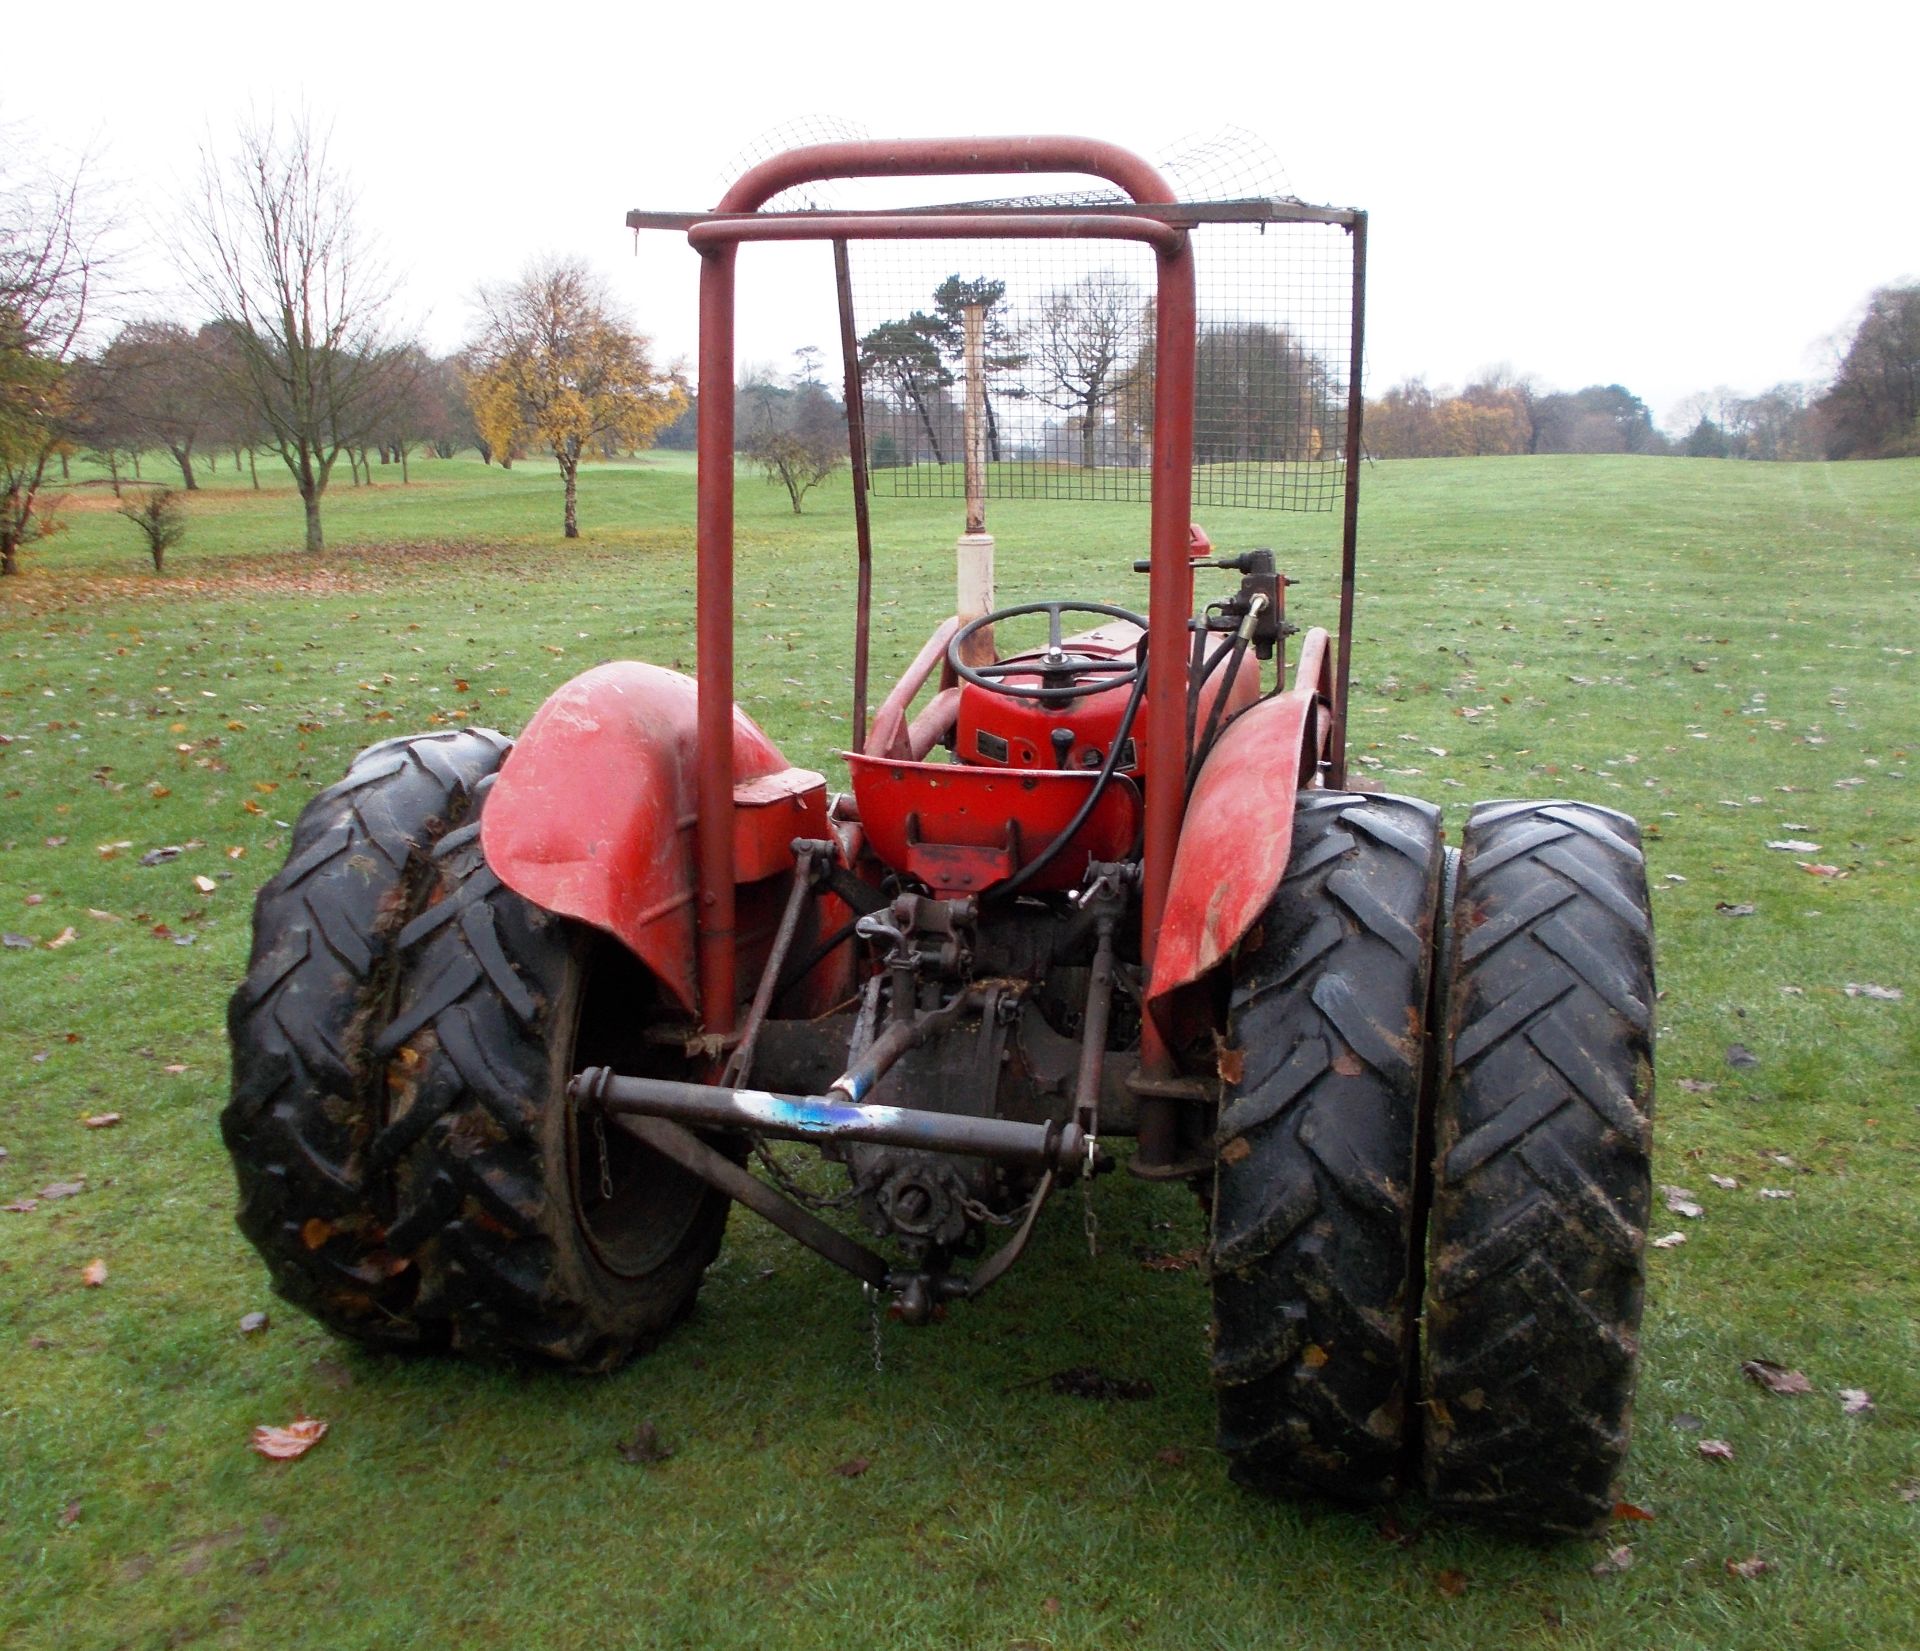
<box><xmin>2</xmin><ymin>451</ymin><xmax>1916</xmax><ymax>1650</ymax></box>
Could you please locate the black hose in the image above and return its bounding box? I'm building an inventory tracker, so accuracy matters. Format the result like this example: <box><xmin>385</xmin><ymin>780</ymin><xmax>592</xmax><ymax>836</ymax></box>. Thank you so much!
<box><xmin>986</xmin><ymin>644</ymin><xmax>1150</xmax><ymax>903</ymax></box>
<box><xmin>1186</xmin><ymin>628</ymin><xmax>1253</xmax><ymax>793</ymax></box>
<box><xmin>772</xmin><ymin>918</ymin><xmax>858</xmax><ymax>1003</ymax></box>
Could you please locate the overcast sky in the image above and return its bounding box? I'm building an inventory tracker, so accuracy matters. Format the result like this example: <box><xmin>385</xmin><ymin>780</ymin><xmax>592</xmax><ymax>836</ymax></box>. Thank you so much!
<box><xmin>14</xmin><ymin>1</ymin><xmax>1914</xmax><ymax>429</ymax></box>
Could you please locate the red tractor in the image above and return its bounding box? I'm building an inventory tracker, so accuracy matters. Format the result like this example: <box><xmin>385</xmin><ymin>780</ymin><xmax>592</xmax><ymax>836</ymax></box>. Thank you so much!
<box><xmin>224</xmin><ymin>137</ymin><xmax>1655</xmax><ymax>1534</ymax></box>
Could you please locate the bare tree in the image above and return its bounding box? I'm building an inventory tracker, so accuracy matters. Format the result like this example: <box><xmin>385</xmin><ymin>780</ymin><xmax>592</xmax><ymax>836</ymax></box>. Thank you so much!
<box><xmin>1</xmin><ymin>136</ymin><xmax>103</xmax><ymax>575</ymax></box>
<box><xmin>739</xmin><ymin>374</ymin><xmax>845</xmax><ymax>512</ymax></box>
<box><xmin>178</xmin><ymin>113</ymin><xmax>402</xmax><ymax>551</ymax></box>
<box><xmin>1030</xmin><ymin>271</ymin><xmax>1145</xmax><ymax>469</ymax></box>
<box><xmin>98</xmin><ymin>320</ymin><xmax>214</xmax><ymax>489</ymax></box>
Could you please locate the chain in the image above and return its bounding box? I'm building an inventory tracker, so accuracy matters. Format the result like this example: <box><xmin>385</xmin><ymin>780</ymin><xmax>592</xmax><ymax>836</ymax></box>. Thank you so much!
<box><xmin>592</xmin><ymin>1111</ymin><xmax>614</xmax><ymax>1202</ymax></box>
<box><xmin>1080</xmin><ymin>1136</ymin><xmax>1100</xmax><ymax>1256</ymax></box>
<box><xmin>959</xmin><ymin>1193</ymin><xmax>1021</xmax><ymax>1228</ymax></box>
<box><xmin>863</xmin><ymin>1284</ymin><xmax>885</xmax><ymax>1374</ymax></box>
<box><xmin>750</xmin><ymin>1134</ymin><xmax>864</xmax><ymax>1212</ymax></box>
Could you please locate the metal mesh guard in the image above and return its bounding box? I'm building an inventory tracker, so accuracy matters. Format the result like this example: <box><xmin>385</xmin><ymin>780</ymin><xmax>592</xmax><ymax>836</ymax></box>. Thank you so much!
<box><xmin>850</xmin><ymin>217</ymin><xmax>1354</xmax><ymax>512</ymax></box>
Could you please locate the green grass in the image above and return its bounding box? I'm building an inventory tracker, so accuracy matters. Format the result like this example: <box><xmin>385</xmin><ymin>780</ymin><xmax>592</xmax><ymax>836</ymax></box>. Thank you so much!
<box><xmin>2</xmin><ymin>451</ymin><xmax>1917</xmax><ymax>1650</ymax></box>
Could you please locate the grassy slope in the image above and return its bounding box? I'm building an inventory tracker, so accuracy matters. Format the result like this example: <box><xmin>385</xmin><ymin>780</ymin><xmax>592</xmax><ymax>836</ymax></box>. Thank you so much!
<box><xmin>1</xmin><ymin>452</ymin><xmax>1915</xmax><ymax>1650</ymax></box>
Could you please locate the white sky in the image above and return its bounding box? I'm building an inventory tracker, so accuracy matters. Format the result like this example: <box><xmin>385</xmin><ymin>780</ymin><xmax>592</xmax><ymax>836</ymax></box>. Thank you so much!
<box><xmin>15</xmin><ymin>0</ymin><xmax>1915</xmax><ymax>430</ymax></box>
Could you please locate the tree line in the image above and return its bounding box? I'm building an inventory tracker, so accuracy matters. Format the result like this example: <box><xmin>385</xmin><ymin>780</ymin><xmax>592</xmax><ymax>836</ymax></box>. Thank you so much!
<box><xmin>8</xmin><ymin>113</ymin><xmax>1914</xmax><ymax>579</ymax></box>
<box><xmin>1365</xmin><ymin>283</ymin><xmax>1920</xmax><ymax>462</ymax></box>
<box><xmin>2</xmin><ymin>114</ymin><xmax>684</xmax><ymax>574</ymax></box>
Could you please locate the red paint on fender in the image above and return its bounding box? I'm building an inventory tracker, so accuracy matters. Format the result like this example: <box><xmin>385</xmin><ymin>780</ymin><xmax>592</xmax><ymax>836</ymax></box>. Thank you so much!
<box><xmin>482</xmin><ymin>661</ymin><xmax>817</xmax><ymax>1016</ymax></box>
<box><xmin>1146</xmin><ymin>628</ymin><xmax>1333</xmax><ymax>1010</ymax></box>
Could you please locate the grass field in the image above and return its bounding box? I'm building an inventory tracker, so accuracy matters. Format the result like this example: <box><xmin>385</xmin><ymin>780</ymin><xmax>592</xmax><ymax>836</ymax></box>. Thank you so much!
<box><xmin>2</xmin><ymin>450</ymin><xmax>1916</xmax><ymax>1650</ymax></box>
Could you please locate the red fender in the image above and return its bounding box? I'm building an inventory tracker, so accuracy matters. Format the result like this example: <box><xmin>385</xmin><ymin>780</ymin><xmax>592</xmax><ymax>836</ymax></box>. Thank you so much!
<box><xmin>1146</xmin><ymin>628</ymin><xmax>1334</xmax><ymax>1012</ymax></box>
<box><xmin>482</xmin><ymin>661</ymin><xmax>826</xmax><ymax>1016</ymax></box>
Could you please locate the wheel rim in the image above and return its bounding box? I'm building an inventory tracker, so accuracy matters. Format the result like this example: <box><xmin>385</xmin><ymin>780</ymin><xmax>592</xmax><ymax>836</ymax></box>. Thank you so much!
<box><xmin>566</xmin><ymin>944</ymin><xmax>715</xmax><ymax>1278</ymax></box>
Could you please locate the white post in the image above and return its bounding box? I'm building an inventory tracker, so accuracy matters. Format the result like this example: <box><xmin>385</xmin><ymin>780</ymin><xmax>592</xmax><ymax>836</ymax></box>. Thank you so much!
<box><xmin>956</xmin><ymin>301</ymin><xmax>995</xmax><ymax>666</ymax></box>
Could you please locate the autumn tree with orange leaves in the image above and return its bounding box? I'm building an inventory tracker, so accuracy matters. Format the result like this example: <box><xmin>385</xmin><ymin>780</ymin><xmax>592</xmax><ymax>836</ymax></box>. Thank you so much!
<box><xmin>465</xmin><ymin>259</ymin><xmax>684</xmax><ymax>538</ymax></box>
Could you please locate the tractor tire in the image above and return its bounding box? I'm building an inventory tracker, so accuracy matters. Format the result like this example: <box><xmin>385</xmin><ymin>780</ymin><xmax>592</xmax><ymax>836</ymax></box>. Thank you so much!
<box><xmin>223</xmin><ymin>727</ymin><xmax>513</xmax><ymax>1347</ymax></box>
<box><xmin>363</xmin><ymin>806</ymin><xmax>734</xmax><ymax>1370</ymax></box>
<box><xmin>1421</xmin><ymin>800</ymin><xmax>1655</xmax><ymax>1535</ymax></box>
<box><xmin>1209</xmin><ymin>790</ymin><xmax>1444</xmax><ymax>1504</ymax></box>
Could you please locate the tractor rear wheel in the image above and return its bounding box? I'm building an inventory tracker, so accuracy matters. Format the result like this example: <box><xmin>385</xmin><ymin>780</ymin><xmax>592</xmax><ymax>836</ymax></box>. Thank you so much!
<box><xmin>364</xmin><ymin>809</ymin><xmax>734</xmax><ymax>1369</ymax></box>
<box><xmin>223</xmin><ymin>727</ymin><xmax>512</xmax><ymax>1347</ymax></box>
<box><xmin>1209</xmin><ymin>791</ymin><xmax>1444</xmax><ymax>1504</ymax></box>
<box><xmin>1421</xmin><ymin>800</ymin><xmax>1655</xmax><ymax>1534</ymax></box>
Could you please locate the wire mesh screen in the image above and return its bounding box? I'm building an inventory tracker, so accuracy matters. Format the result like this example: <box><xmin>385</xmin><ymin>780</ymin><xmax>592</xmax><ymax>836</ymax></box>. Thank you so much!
<box><xmin>846</xmin><ymin>216</ymin><xmax>1355</xmax><ymax>512</ymax></box>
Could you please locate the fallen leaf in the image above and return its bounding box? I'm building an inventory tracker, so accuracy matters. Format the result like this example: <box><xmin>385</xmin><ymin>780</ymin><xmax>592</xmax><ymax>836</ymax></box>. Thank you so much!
<box><xmin>81</xmin><ymin>1113</ymin><xmax>121</xmax><ymax>1130</ymax></box>
<box><xmin>1048</xmin><ymin>1366</ymin><xmax>1155</xmax><ymax>1401</ymax></box>
<box><xmin>82</xmin><ymin>1258</ymin><xmax>107</xmax><ymax>1287</ymax></box>
<box><xmin>1715</xmin><ymin>902</ymin><xmax>1757</xmax><ymax>917</ymax></box>
<box><xmin>58</xmin><ymin>1499</ymin><xmax>82</xmax><ymax>1529</ymax></box>
<box><xmin>1138</xmin><ymin>1246</ymin><xmax>1202</xmax><ymax>1272</ymax></box>
<box><xmin>1612</xmin><ymin>1501</ymin><xmax>1656</xmax><ymax>1522</ymax></box>
<box><xmin>192</xmin><ymin>875</ymin><xmax>218</xmax><ymax>895</ymax></box>
<box><xmin>1758</xmin><ymin>1187</ymin><xmax>1795</xmax><ymax>1200</ymax></box>
<box><xmin>1661</xmin><ymin>1185</ymin><xmax>1704</xmax><ymax>1219</ymax></box>
<box><xmin>1708</xmin><ymin>1174</ymin><xmax>1739</xmax><ymax>1190</ymax></box>
<box><xmin>1724</xmin><ymin>1555</ymin><xmax>1771</xmax><ymax>1580</ymax></box>
<box><xmin>1698</xmin><ymin>1439</ymin><xmax>1735</xmax><ymax>1463</ymax></box>
<box><xmin>238</xmin><ymin>1311</ymin><xmax>270</xmax><ymax>1335</ymax></box>
<box><xmin>1652</xmin><ymin>1231</ymin><xmax>1687</xmax><ymax>1249</ymax></box>
<box><xmin>1839</xmin><ymin>1389</ymin><xmax>1874</xmax><ymax>1415</ymax></box>
<box><xmin>3</xmin><ymin>1200</ymin><xmax>37</xmax><ymax>1213</ymax></box>
<box><xmin>138</xmin><ymin>845</ymin><xmax>183</xmax><ymax>866</ymax></box>
<box><xmin>2</xmin><ymin>932</ymin><xmax>33</xmax><ymax>950</ymax></box>
<box><xmin>831</xmin><ymin>1456</ymin><xmax>871</xmax><ymax>1478</ymax></box>
<box><xmin>1844</xmin><ymin>983</ymin><xmax>1903</xmax><ymax>1001</ymax></box>
<box><xmin>86</xmin><ymin>908</ymin><xmax>116</xmax><ymax>921</ymax></box>
<box><xmin>1797</xmin><ymin>862</ymin><xmax>1842</xmax><ymax>877</ymax></box>
<box><xmin>615</xmin><ymin>1421</ymin><xmax>673</xmax><ymax>1465</ymax></box>
<box><xmin>1726</xmin><ymin>1044</ymin><xmax>1759</xmax><ymax>1069</ymax></box>
<box><xmin>1154</xmin><ymin>1446</ymin><xmax>1187</xmax><ymax>1466</ymax></box>
<box><xmin>1670</xmin><ymin>1412</ymin><xmax>1705</xmax><ymax>1432</ymax></box>
<box><xmin>1435</xmin><ymin>1569</ymin><xmax>1469</xmax><ymax>1598</ymax></box>
<box><xmin>250</xmin><ymin>1417</ymin><xmax>327</xmax><ymax>1460</ymax></box>
<box><xmin>162</xmin><ymin>1062</ymin><xmax>188</xmax><ymax>1074</ymax></box>
<box><xmin>226</xmin><ymin>845</ymin><xmax>246</xmax><ymax>860</ymax></box>
<box><xmin>1765</xmin><ymin>839</ymin><xmax>1820</xmax><ymax>853</ymax></box>
<box><xmin>300</xmin><ymin>1217</ymin><xmax>333</xmax><ymax>1250</ymax></box>
<box><xmin>1215</xmin><ymin>1045</ymin><xmax>1245</xmax><ymax>1086</ymax></box>
<box><xmin>46</xmin><ymin>926</ymin><xmax>77</xmax><ymax>949</ymax></box>
<box><xmin>1591</xmin><ymin>1545</ymin><xmax>1634</xmax><ymax>1576</ymax></box>
<box><xmin>23</xmin><ymin>892</ymin><xmax>43</xmax><ymax>906</ymax></box>
<box><xmin>1898</xmin><ymin>1478</ymin><xmax>1920</xmax><ymax>1503</ymax></box>
<box><xmin>1741</xmin><ymin>1359</ymin><xmax>1812</xmax><ymax>1395</ymax></box>
<box><xmin>39</xmin><ymin>1179</ymin><xmax>85</xmax><ymax>1201</ymax></box>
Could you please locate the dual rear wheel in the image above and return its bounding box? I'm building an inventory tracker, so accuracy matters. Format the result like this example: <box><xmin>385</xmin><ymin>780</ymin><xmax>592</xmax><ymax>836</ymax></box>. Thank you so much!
<box><xmin>222</xmin><ymin>731</ymin><xmax>731</xmax><ymax>1369</ymax></box>
<box><xmin>1209</xmin><ymin>792</ymin><xmax>1656</xmax><ymax>1534</ymax></box>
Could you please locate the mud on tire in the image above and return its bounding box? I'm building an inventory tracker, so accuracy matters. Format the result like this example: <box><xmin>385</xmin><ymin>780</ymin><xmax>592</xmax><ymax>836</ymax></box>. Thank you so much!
<box><xmin>223</xmin><ymin>728</ymin><xmax>512</xmax><ymax>1346</ymax></box>
<box><xmin>1421</xmin><ymin>800</ymin><xmax>1655</xmax><ymax>1535</ymax></box>
<box><xmin>1210</xmin><ymin>791</ymin><xmax>1444</xmax><ymax>1503</ymax></box>
<box><xmin>364</xmin><ymin>812</ymin><xmax>733</xmax><ymax>1370</ymax></box>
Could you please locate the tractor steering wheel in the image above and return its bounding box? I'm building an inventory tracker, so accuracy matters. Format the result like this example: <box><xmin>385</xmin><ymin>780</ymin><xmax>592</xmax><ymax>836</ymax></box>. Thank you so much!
<box><xmin>947</xmin><ymin>600</ymin><xmax>1149</xmax><ymax>705</ymax></box>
